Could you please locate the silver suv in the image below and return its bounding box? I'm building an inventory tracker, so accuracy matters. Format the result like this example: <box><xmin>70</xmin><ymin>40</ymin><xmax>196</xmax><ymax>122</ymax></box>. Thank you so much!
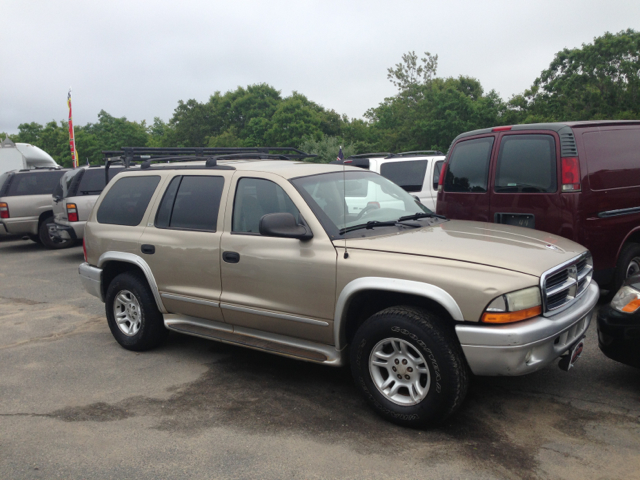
<box><xmin>0</xmin><ymin>168</ymin><xmax>72</xmax><ymax>248</ymax></box>
<box><xmin>79</xmin><ymin>153</ymin><xmax>598</xmax><ymax>427</ymax></box>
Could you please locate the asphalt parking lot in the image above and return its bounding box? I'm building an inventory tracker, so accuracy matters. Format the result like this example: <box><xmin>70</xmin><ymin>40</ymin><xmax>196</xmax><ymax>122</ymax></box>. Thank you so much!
<box><xmin>1</xmin><ymin>236</ymin><xmax>639</xmax><ymax>480</ymax></box>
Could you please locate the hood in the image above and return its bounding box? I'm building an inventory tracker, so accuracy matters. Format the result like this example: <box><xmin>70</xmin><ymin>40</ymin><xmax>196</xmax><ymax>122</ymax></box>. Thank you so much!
<box><xmin>341</xmin><ymin>220</ymin><xmax>587</xmax><ymax>277</ymax></box>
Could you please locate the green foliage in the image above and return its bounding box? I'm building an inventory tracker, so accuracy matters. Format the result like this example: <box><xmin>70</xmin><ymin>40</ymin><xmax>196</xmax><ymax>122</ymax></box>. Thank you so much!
<box><xmin>299</xmin><ymin>135</ymin><xmax>356</xmax><ymax>163</ymax></box>
<box><xmin>517</xmin><ymin>29</ymin><xmax>640</xmax><ymax>122</ymax></box>
<box><xmin>387</xmin><ymin>51</ymin><xmax>439</xmax><ymax>91</ymax></box>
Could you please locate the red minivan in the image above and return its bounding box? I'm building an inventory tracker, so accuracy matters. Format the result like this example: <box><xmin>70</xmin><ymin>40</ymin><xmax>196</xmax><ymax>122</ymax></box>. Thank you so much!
<box><xmin>436</xmin><ymin>121</ymin><xmax>640</xmax><ymax>293</ymax></box>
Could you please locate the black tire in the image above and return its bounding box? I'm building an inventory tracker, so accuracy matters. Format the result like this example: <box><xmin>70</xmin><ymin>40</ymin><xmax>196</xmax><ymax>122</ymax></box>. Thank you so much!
<box><xmin>105</xmin><ymin>272</ymin><xmax>168</xmax><ymax>351</ymax></box>
<box><xmin>350</xmin><ymin>306</ymin><xmax>469</xmax><ymax>428</ymax></box>
<box><xmin>608</xmin><ymin>243</ymin><xmax>640</xmax><ymax>300</ymax></box>
<box><xmin>38</xmin><ymin>217</ymin><xmax>73</xmax><ymax>250</ymax></box>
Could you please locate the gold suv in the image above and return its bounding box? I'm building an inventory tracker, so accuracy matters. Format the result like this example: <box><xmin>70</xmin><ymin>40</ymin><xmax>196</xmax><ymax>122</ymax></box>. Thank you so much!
<box><xmin>79</xmin><ymin>153</ymin><xmax>599</xmax><ymax>427</ymax></box>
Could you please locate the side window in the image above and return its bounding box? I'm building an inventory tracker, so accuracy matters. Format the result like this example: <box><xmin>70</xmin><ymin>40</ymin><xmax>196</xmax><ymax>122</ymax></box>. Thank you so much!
<box><xmin>444</xmin><ymin>137</ymin><xmax>494</xmax><ymax>193</ymax></box>
<box><xmin>7</xmin><ymin>171</ymin><xmax>65</xmax><ymax>196</ymax></box>
<box><xmin>495</xmin><ymin>135</ymin><xmax>557</xmax><ymax>193</ymax></box>
<box><xmin>76</xmin><ymin>168</ymin><xmax>123</xmax><ymax>196</ymax></box>
<box><xmin>432</xmin><ymin>160</ymin><xmax>444</xmax><ymax>190</ymax></box>
<box><xmin>155</xmin><ymin>175</ymin><xmax>224</xmax><ymax>231</ymax></box>
<box><xmin>380</xmin><ymin>160</ymin><xmax>428</xmax><ymax>192</ymax></box>
<box><xmin>97</xmin><ymin>176</ymin><xmax>160</xmax><ymax>226</ymax></box>
<box><xmin>232</xmin><ymin>178</ymin><xmax>300</xmax><ymax>234</ymax></box>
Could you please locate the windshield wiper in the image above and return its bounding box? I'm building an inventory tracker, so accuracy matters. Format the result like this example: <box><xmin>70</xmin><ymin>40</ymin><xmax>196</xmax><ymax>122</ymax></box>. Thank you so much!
<box><xmin>339</xmin><ymin>220</ymin><xmax>421</xmax><ymax>235</ymax></box>
<box><xmin>398</xmin><ymin>212</ymin><xmax>447</xmax><ymax>221</ymax></box>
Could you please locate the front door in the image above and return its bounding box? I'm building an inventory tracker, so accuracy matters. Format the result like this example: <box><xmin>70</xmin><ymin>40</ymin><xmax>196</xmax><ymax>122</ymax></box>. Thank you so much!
<box><xmin>219</xmin><ymin>173</ymin><xmax>337</xmax><ymax>345</ymax></box>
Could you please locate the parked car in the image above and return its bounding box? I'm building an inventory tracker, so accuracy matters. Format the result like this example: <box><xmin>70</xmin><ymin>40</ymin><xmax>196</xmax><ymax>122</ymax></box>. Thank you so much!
<box><xmin>436</xmin><ymin>121</ymin><xmax>640</xmax><ymax>295</ymax></box>
<box><xmin>597</xmin><ymin>275</ymin><xmax>640</xmax><ymax>368</ymax></box>
<box><xmin>332</xmin><ymin>151</ymin><xmax>446</xmax><ymax>211</ymax></box>
<box><xmin>49</xmin><ymin>165</ymin><xmax>124</xmax><ymax>245</ymax></box>
<box><xmin>79</xmin><ymin>152</ymin><xmax>598</xmax><ymax>427</ymax></box>
<box><xmin>0</xmin><ymin>167</ymin><xmax>72</xmax><ymax>248</ymax></box>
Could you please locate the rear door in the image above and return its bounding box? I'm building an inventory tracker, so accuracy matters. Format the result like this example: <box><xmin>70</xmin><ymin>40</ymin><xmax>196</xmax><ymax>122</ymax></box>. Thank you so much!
<box><xmin>438</xmin><ymin>136</ymin><xmax>495</xmax><ymax>222</ymax></box>
<box><xmin>489</xmin><ymin>132</ymin><xmax>562</xmax><ymax>234</ymax></box>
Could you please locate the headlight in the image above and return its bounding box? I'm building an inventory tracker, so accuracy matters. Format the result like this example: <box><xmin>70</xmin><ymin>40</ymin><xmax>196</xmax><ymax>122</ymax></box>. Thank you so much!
<box><xmin>611</xmin><ymin>286</ymin><xmax>640</xmax><ymax>313</ymax></box>
<box><xmin>481</xmin><ymin>287</ymin><xmax>542</xmax><ymax>324</ymax></box>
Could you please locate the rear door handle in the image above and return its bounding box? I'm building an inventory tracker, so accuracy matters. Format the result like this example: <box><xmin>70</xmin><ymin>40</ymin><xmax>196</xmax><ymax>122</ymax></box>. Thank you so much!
<box><xmin>141</xmin><ymin>244</ymin><xmax>155</xmax><ymax>254</ymax></box>
<box><xmin>223</xmin><ymin>251</ymin><xmax>240</xmax><ymax>263</ymax></box>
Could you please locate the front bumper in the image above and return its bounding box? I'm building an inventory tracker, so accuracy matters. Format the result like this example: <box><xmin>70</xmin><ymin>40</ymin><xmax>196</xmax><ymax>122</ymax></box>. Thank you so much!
<box><xmin>456</xmin><ymin>282</ymin><xmax>599</xmax><ymax>376</ymax></box>
<box><xmin>79</xmin><ymin>262</ymin><xmax>103</xmax><ymax>301</ymax></box>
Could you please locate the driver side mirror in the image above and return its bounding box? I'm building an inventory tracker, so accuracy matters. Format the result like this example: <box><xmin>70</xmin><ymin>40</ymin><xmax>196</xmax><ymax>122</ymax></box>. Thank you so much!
<box><xmin>259</xmin><ymin>213</ymin><xmax>313</xmax><ymax>241</ymax></box>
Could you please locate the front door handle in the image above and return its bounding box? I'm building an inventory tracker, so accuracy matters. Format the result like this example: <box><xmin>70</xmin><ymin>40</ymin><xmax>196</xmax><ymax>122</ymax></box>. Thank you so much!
<box><xmin>223</xmin><ymin>251</ymin><xmax>240</xmax><ymax>263</ymax></box>
<box><xmin>141</xmin><ymin>244</ymin><xmax>155</xmax><ymax>254</ymax></box>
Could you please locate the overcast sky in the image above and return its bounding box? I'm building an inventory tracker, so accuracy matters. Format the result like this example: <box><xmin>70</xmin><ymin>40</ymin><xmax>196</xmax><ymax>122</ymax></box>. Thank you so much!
<box><xmin>1</xmin><ymin>0</ymin><xmax>638</xmax><ymax>134</ymax></box>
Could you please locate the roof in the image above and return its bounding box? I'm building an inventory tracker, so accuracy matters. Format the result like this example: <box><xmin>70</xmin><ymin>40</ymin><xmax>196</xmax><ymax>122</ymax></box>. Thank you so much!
<box><xmin>454</xmin><ymin>120</ymin><xmax>640</xmax><ymax>142</ymax></box>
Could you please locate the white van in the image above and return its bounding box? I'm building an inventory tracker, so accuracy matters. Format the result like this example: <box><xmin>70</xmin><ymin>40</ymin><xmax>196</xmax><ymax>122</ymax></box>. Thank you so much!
<box><xmin>333</xmin><ymin>151</ymin><xmax>446</xmax><ymax>211</ymax></box>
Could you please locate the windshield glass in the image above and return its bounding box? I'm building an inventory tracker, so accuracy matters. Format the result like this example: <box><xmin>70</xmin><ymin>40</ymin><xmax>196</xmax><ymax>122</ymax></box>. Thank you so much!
<box><xmin>292</xmin><ymin>170</ymin><xmax>431</xmax><ymax>238</ymax></box>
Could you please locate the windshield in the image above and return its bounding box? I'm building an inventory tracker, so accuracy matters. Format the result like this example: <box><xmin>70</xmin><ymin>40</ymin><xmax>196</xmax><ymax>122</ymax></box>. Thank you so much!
<box><xmin>291</xmin><ymin>170</ymin><xmax>432</xmax><ymax>238</ymax></box>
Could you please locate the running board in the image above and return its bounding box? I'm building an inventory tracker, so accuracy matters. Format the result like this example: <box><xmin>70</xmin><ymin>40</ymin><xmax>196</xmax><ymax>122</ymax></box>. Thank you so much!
<box><xmin>163</xmin><ymin>314</ymin><xmax>343</xmax><ymax>366</ymax></box>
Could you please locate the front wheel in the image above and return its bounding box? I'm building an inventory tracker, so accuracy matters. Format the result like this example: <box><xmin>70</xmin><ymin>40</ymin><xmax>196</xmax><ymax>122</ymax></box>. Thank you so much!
<box><xmin>105</xmin><ymin>272</ymin><xmax>168</xmax><ymax>351</ymax></box>
<box><xmin>350</xmin><ymin>306</ymin><xmax>469</xmax><ymax>428</ymax></box>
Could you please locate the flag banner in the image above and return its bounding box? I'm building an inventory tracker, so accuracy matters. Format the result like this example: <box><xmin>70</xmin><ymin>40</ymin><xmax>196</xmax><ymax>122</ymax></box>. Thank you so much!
<box><xmin>337</xmin><ymin>146</ymin><xmax>344</xmax><ymax>162</ymax></box>
<box><xmin>67</xmin><ymin>89</ymin><xmax>79</xmax><ymax>168</ymax></box>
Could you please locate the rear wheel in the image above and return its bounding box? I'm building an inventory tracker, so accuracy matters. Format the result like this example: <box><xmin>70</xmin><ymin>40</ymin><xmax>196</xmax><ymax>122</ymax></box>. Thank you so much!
<box><xmin>105</xmin><ymin>272</ymin><xmax>168</xmax><ymax>351</ymax></box>
<box><xmin>38</xmin><ymin>217</ymin><xmax>73</xmax><ymax>249</ymax></box>
<box><xmin>350</xmin><ymin>306</ymin><xmax>469</xmax><ymax>428</ymax></box>
<box><xmin>609</xmin><ymin>243</ymin><xmax>640</xmax><ymax>299</ymax></box>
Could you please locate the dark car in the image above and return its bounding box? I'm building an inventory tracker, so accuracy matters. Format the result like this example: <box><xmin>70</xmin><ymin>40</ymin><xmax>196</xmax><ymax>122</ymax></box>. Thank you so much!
<box><xmin>597</xmin><ymin>275</ymin><xmax>640</xmax><ymax>368</ymax></box>
<box><xmin>436</xmin><ymin>121</ymin><xmax>640</xmax><ymax>295</ymax></box>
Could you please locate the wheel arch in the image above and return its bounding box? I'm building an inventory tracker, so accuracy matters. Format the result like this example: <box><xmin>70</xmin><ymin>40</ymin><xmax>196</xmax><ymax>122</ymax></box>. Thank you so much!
<box><xmin>98</xmin><ymin>251</ymin><xmax>167</xmax><ymax>313</ymax></box>
<box><xmin>334</xmin><ymin>277</ymin><xmax>464</xmax><ymax>351</ymax></box>
<box><xmin>618</xmin><ymin>228</ymin><xmax>640</xmax><ymax>261</ymax></box>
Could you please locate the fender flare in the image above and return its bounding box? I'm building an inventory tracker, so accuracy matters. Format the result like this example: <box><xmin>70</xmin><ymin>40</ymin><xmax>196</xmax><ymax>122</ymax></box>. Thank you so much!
<box><xmin>98</xmin><ymin>251</ymin><xmax>167</xmax><ymax>313</ymax></box>
<box><xmin>333</xmin><ymin>277</ymin><xmax>464</xmax><ymax>350</ymax></box>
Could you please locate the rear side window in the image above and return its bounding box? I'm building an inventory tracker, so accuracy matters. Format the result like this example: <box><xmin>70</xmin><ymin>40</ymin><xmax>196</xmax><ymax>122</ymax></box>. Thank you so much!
<box><xmin>75</xmin><ymin>168</ymin><xmax>123</xmax><ymax>196</ymax></box>
<box><xmin>7</xmin><ymin>171</ymin><xmax>65</xmax><ymax>196</ymax></box>
<box><xmin>380</xmin><ymin>160</ymin><xmax>428</xmax><ymax>192</ymax></box>
<box><xmin>155</xmin><ymin>176</ymin><xmax>224</xmax><ymax>231</ymax></box>
<box><xmin>97</xmin><ymin>176</ymin><xmax>160</xmax><ymax>226</ymax></box>
<box><xmin>584</xmin><ymin>128</ymin><xmax>640</xmax><ymax>190</ymax></box>
<box><xmin>444</xmin><ymin>137</ymin><xmax>494</xmax><ymax>193</ymax></box>
<box><xmin>495</xmin><ymin>135</ymin><xmax>557</xmax><ymax>193</ymax></box>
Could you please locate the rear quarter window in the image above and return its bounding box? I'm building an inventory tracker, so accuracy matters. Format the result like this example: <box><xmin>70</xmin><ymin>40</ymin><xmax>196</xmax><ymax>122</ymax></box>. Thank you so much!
<box><xmin>444</xmin><ymin>137</ymin><xmax>494</xmax><ymax>193</ymax></box>
<box><xmin>584</xmin><ymin>127</ymin><xmax>640</xmax><ymax>190</ymax></box>
<box><xmin>380</xmin><ymin>160</ymin><xmax>428</xmax><ymax>192</ymax></box>
<box><xmin>6</xmin><ymin>171</ymin><xmax>65</xmax><ymax>196</ymax></box>
<box><xmin>96</xmin><ymin>176</ymin><xmax>160</xmax><ymax>226</ymax></box>
<box><xmin>74</xmin><ymin>167</ymin><xmax>124</xmax><ymax>196</ymax></box>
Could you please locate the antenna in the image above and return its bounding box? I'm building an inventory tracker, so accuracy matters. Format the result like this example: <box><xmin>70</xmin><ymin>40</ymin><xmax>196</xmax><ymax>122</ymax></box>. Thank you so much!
<box><xmin>341</xmin><ymin>146</ymin><xmax>349</xmax><ymax>259</ymax></box>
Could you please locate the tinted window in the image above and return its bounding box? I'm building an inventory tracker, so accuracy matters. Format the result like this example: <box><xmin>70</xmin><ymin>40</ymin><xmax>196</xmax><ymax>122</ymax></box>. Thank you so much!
<box><xmin>380</xmin><ymin>160</ymin><xmax>428</xmax><ymax>192</ymax></box>
<box><xmin>7</xmin><ymin>171</ymin><xmax>65</xmax><ymax>196</ymax></box>
<box><xmin>232</xmin><ymin>178</ymin><xmax>300</xmax><ymax>234</ymax></box>
<box><xmin>75</xmin><ymin>167</ymin><xmax>123</xmax><ymax>196</ymax></box>
<box><xmin>155</xmin><ymin>176</ymin><xmax>224</xmax><ymax>231</ymax></box>
<box><xmin>444</xmin><ymin>137</ymin><xmax>494</xmax><ymax>193</ymax></box>
<box><xmin>97</xmin><ymin>176</ymin><xmax>160</xmax><ymax>226</ymax></box>
<box><xmin>433</xmin><ymin>160</ymin><xmax>444</xmax><ymax>190</ymax></box>
<box><xmin>584</xmin><ymin>128</ymin><xmax>640</xmax><ymax>190</ymax></box>
<box><xmin>0</xmin><ymin>172</ymin><xmax>10</xmax><ymax>195</ymax></box>
<box><xmin>495</xmin><ymin>135</ymin><xmax>557</xmax><ymax>193</ymax></box>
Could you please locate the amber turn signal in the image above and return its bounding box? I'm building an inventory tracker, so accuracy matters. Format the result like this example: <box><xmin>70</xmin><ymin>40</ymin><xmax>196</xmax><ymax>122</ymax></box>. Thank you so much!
<box><xmin>481</xmin><ymin>306</ymin><xmax>542</xmax><ymax>324</ymax></box>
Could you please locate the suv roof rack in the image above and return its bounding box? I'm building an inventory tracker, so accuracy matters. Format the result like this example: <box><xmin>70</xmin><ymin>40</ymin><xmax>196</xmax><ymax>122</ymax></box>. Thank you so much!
<box><xmin>386</xmin><ymin>150</ymin><xmax>444</xmax><ymax>158</ymax></box>
<box><xmin>17</xmin><ymin>166</ymin><xmax>63</xmax><ymax>172</ymax></box>
<box><xmin>102</xmin><ymin>147</ymin><xmax>317</xmax><ymax>184</ymax></box>
<box><xmin>346</xmin><ymin>152</ymin><xmax>394</xmax><ymax>159</ymax></box>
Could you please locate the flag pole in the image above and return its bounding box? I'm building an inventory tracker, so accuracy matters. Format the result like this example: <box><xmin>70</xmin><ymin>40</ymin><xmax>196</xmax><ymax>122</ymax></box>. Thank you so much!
<box><xmin>67</xmin><ymin>88</ymin><xmax>79</xmax><ymax>169</ymax></box>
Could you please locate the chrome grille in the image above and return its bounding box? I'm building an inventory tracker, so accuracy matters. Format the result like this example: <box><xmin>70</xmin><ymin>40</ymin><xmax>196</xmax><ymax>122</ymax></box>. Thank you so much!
<box><xmin>541</xmin><ymin>252</ymin><xmax>593</xmax><ymax>315</ymax></box>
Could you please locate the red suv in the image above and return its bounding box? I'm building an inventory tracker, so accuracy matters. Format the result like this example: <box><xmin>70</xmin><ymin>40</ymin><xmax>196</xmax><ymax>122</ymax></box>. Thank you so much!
<box><xmin>436</xmin><ymin>121</ymin><xmax>640</xmax><ymax>294</ymax></box>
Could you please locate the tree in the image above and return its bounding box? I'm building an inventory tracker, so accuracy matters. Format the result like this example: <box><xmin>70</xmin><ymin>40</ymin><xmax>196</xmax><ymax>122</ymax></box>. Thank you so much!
<box><xmin>298</xmin><ymin>135</ymin><xmax>357</xmax><ymax>164</ymax></box>
<box><xmin>387</xmin><ymin>51</ymin><xmax>439</xmax><ymax>91</ymax></box>
<box><xmin>517</xmin><ymin>29</ymin><xmax>640</xmax><ymax>121</ymax></box>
